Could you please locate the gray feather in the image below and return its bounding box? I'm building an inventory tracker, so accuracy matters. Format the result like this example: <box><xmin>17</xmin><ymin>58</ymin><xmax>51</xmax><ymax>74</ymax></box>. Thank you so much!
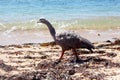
<box><xmin>56</xmin><ymin>32</ymin><xmax>94</xmax><ymax>51</ymax></box>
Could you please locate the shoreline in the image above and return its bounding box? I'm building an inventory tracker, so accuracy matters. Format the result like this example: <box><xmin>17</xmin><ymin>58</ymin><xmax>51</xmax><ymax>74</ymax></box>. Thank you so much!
<box><xmin>0</xmin><ymin>29</ymin><xmax>119</xmax><ymax>45</ymax></box>
<box><xmin>1</xmin><ymin>16</ymin><xmax>120</xmax><ymax>30</ymax></box>
<box><xmin>0</xmin><ymin>17</ymin><xmax>120</xmax><ymax>45</ymax></box>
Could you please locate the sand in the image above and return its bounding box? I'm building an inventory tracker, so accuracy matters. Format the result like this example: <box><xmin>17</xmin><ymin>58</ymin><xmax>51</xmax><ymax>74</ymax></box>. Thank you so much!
<box><xmin>0</xmin><ymin>34</ymin><xmax>120</xmax><ymax>80</ymax></box>
<box><xmin>0</xmin><ymin>29</ymin><xmax>120</xmax><ymax>45</ymax></box>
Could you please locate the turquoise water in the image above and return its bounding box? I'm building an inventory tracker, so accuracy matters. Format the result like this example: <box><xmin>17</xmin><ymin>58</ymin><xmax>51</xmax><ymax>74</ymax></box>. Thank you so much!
<box><xmin>0</xmin><ymin>0</ymin><xmax>120</xmax><ymax>45</ymax></box>
<box><xmin>0</xmin><ymin>0</ymin><xmax>120</xmax><ymax>30</ymax></box>
<box><xmin>0</xmin><ymin>0</ymin><xmax>120</xmax><ymax>22</ymax></box>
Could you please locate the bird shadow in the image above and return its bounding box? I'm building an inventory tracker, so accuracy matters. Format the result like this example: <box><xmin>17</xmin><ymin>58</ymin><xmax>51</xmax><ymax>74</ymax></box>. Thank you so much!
<box><xmin>52</xmin><ymin>57</ymin><xmax>92</xmax><ymax>65</ymax></box>
<box><xmin>69</xmin><ymin>57</ymin><xmax>92</xmax><ymax>64</ymax></box>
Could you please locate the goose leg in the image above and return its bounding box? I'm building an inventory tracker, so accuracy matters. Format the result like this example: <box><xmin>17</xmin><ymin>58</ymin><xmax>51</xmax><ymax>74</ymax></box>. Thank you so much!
<box><xmin>72</xmin><ymin>49</ymin><xmax>79</xmax><ymax>62</ymax></box>
<box><xmin>58</xmin><ymin>50</ymin><xmax>65</xmax><ymax>62</ymax></box>
<box><xmin>54</xmin><ymin>50</ymin><xmax>65</xmax><ymax>64</ymax></box>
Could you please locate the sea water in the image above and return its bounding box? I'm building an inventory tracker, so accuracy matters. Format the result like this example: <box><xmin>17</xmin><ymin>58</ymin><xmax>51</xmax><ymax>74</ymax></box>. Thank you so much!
<box><xmin>0</xmin><ymin>0</ymin><xmax>120</xmax><ymax>29</ymax></box>
<box><xmin>0</xmin><ymin>0</ymin><xmax>120</xmax><ymax>45</ymax></box>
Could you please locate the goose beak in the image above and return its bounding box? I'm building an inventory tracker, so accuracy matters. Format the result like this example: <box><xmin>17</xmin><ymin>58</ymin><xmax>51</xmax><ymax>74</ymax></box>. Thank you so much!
<box><xmin>37</xmin><ymin>20</ymin><xmax>41</xmax><ymax>23</ymax></box>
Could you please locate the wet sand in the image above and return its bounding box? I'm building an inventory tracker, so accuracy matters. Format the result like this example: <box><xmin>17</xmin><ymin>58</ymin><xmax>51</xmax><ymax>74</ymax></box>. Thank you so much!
<box><xmin>0</xmin><ymin>30</ymin><xmax>120</xmax><ymax>79</ymax></box>
<box><xmin>0</xmin><ymin>29</ymin><xmax>120</xmax><ymax>45</ymax></box>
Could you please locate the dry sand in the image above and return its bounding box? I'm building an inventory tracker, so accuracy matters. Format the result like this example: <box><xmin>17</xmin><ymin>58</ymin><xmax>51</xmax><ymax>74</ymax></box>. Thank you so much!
<box><xmin>0</xmin><ymin>39</ymin><xmax>120</xmax><ymax>80</ymax></box>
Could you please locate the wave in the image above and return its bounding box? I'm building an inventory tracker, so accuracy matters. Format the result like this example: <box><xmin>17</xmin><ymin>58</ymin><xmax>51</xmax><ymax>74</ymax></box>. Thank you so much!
<box><xmin>0</xmin><ymin>17</ymin><xmax>120</xmax><ymax>32</ymax></box>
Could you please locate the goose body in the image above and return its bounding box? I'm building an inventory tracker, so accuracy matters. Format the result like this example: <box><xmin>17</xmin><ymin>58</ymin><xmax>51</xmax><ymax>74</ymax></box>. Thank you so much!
<box><xmin>37</xmin><ymin>19</ymin><xmax>94</xmax><ymax>62</ymax></box>
<box><xmin>56</xmin><ymin>32</ymin><xmax>94</xmax><ymax>51</ymax></box>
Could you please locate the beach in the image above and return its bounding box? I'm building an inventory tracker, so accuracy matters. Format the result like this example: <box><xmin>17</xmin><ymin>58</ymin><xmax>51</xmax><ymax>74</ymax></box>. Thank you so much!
<box><xmin>0</xmin><ymin>0</ymin><xmax>120</xmax><ymax>80</ymax></box>
<box><xmin>0</xmin><ymin>16</ymin><xmax>120</xmax><ymax>80</ymax></box>
<box><xmin>0</xmin><ymin>38</ymin><xmax>120</xmax><ymax>80</ymax></box>
<box><xmin>0</xmin><ymin>24</ymin><xmax>120</xmax><ymax>80</ymax></box>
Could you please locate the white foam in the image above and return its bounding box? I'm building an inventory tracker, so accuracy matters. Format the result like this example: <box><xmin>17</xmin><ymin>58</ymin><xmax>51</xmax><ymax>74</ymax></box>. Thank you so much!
<box><xmin>5</xmin><ymin>26</ymin><xmax>17</xmax><ymax>33</ymax></box>
<box><xmin>59</xmin><ymin>21</ymin><xmax>77</xmax><ymax>29</ymax></box>
<box><xmin>0</xmin><ymin>23</ymin><xmax>6</xmax><ymax>28</ymax></box>
<box><xmin>2</xmin><ymin>26</ymin><xmax>17</xmax><ymax>37</ymax></box>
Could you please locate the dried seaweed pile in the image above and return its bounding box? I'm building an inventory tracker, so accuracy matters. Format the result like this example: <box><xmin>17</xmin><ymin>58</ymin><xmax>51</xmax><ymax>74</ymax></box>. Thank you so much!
<box><xmin>0</xmin><ymin>40</ymin><xmax>120</xmax><ymax>80</ymax></box>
